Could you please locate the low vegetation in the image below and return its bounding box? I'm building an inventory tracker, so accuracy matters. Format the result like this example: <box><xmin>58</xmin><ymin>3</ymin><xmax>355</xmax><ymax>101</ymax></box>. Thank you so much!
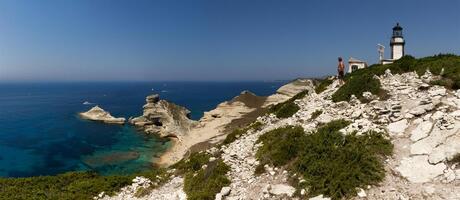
<box><xmin>315</xmin><ymin>78</ymin><xmax>334</xmax><ymax>94</ymax></box>
<box><xmin>310</xmin><ymin>110</ymin><xmax>322</xmax><ymax>120</ymax></box>
<box><xmin>332</xmin><ymin>54</ymin><xmax>460</xmax><ymax>102</ymax></box>
<box><xmin>255</xmin><ymin>120</ymin><xmax>393</xmax><ymax>199</ymax></box>
<box><xmin>223</xmin><ymin>121</ymin><xmax>264</xmax><ymax>145</ymax></box>
<box><xmin>175</xmin><ymin>152</ymin><xmax>230</xmax><ymax>200</ymax></box>
<box><xmin>0</xmin><ymin>169</ymin><xmax>168</xmax><ymax>200</ymax></box>
<box><xmin>270</xmin><ymin>90</ymin><xmax>308</xmax><ymax>118</ymax></box>
<box><xmin>448</xmin><ymin>153</ymin><xmax>460</xmax><ymax>166</ymax></box>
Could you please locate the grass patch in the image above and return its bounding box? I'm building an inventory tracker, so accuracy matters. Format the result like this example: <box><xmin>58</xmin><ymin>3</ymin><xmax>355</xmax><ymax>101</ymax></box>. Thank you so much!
<box><xmin>310</xmin><ymin>110</ymin><xmax>322</xmax><ymax>120</ymax></box>
<box><xmin>255</xmin><ymin>120</ymin><xmax>393</xmax><ymax>200</ymax></box>
<box><xmin>0</xmin><ymin>169</ymin><xmax>168</xmax><ymax>200</ymax></box>
<box><xmin>180</xmin><ymin>153</ymin><xmax>230</xmax><ymax>200</ymax></box>
<box><xmin>270</xmin><ymin>90</ymin><xmax>308</xmax><ymax>118</ymax></box>
<box><xmin>172</xmin><ymin>152</ymin><xmax>211</xmax><ymax>174</ymax></box>
<box><xmin>332</xmin><ymin>54</ymin><xmax>460</xmax><ymax>102</ymax></box>
<box><xmin>223</xmin><ymin>121</ymin><xmax>264</xmax><ymax>145</ymax></box>
<box><xmin>315</xmin><ymin>78</ymin><xmax>334</xmax><ymax>94</ymax></box>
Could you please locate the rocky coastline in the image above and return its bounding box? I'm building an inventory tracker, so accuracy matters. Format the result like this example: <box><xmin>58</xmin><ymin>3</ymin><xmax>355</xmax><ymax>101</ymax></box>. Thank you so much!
<box><xmin>100</xmin><ymin>69</ymin><xmax>460</xmax><ymax>200</ymax></box>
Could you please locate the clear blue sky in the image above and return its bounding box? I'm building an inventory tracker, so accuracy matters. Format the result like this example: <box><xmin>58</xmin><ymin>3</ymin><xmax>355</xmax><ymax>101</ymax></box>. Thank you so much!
<box><xmin>0</xmin><ymin>0</ymin><xmax>459</xmax><ymax>81</ymax></box>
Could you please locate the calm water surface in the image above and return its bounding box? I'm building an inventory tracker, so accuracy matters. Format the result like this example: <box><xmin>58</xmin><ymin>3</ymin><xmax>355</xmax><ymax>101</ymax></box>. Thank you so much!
<box><xmin>0</xmin><ymin>81</ymin><xmax>286</xmax><ymax>177</ymax></box>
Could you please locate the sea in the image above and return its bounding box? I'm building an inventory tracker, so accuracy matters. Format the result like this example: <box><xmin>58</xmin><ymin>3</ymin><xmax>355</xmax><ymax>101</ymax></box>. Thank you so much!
<box><xmin>0</xmin><ymin>81</ymin><xmax>286</xmax><ymax>177</ymax></box>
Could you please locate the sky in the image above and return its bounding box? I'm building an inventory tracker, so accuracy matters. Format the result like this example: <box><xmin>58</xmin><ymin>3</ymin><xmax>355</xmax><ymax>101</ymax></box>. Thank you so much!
<box><xmin>0</xmin><ymin>0</ymin><xmax>459</xmax><ymax>82</ymax></box>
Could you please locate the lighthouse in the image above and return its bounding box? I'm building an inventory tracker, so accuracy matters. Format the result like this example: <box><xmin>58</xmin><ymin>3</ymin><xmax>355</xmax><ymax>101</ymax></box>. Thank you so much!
<box><xmin>390</xmin><ymin>23</ymin><xmax>405</xmax><ymax>60</ymax></box>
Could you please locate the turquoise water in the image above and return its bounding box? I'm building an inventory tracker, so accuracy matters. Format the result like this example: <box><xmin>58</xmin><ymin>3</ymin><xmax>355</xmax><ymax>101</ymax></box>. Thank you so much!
<box><xmin>0</xmin><ymin>81</ymin><xmax>286</xmax><ymax>177</ymax></box>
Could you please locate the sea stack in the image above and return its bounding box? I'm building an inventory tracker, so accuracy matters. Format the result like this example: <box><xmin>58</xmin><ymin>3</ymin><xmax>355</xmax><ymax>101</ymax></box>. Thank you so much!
<box><xmin>129</xmin><ymin>94</ymin><xmax>196</xmax><ymax>138</ymax></box>
<box><xmin>79</xmin><ymin>106</ymin><xmax>126</xmax><ymax>124</ymax></box>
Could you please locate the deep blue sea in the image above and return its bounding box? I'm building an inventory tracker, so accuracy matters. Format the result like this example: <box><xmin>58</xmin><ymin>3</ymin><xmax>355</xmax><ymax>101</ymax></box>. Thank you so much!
<box><xmin>0</xmin><ymin>81</ymin><xmax>286</xmax><ymax>177</ymax></box>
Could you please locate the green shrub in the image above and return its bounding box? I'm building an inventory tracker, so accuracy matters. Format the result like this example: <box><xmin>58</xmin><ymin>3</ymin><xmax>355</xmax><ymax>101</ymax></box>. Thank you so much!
<box><xmin>269</xmin><ymin>89</ymin><xmax>308</xmax><ymax>118</ymax></box>
<box><xmin>255</xmin><ymin>120</ymin><xmax>393</xmax><ymax>200</ymax></box>
<box><xmin>183</xmin><ymin>159</ymin><xmax>231</xmax><ymax>200</ymax></box>
<box><xmin>332</xmin><ymin>54</ymin><xmax>460</xmax><ymax>102</ymax></box>
<box><xmin>256</xmin><ymin>126</ymin><xmax>305</xmax><ymax>166</ymax></box>
<box><xmin>173</xmin><ymin>152</ymin><xmax>211</xmax><ymax>174</ymax></box>
<box><xmin>272</xmin><ymin>102</ymin><xmax>300</xmax><ymax>118</ymax></box>
<box><xmin>223</xmin><ymin>121</ymin><xmax>264</xmax><ymax>145</ymax></box>
<box><xmin>223</xmin><ymin>128</ymin><xmax>245</xmax><ymax>145</ymax></box>
<box><xmin>310</xmin><ymin>110</ymin><xmax>322</xmax><ymax>120</ymax></box>
<box><xmin>332</xmin><ymin>71</ymin><xmax>383</xmax><ymax>102</ymax></box>
<box><xmin>448</xmin><ymin>153</ymin><xmax>460</xmax><ymax>166</ymax></box>
<box><xmin>0</xmin><ymin>169</ymin><xmax>167</xmax><ymax>200</ymax></box>
<box><xmin>315</xmin><ymin>78</ymin><xmax>334</xmax><ymax>94</ymax></box>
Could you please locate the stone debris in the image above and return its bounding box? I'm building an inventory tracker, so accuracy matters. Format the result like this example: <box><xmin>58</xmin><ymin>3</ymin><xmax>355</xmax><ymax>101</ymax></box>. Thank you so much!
<box><xmin>101</xmin><ymin>70</ymin><xmax>460</xmax><ymax>200</ymax></box>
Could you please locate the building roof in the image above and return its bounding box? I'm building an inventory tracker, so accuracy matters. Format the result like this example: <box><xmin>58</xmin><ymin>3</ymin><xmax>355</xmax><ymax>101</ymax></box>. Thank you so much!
<box><xmin>393</xmin><ymin>23</ymin><xmax>403</xmax><ymax>31</ymax></box>
<box><xmin>348</xmin><ymin>57</ymin><xmax>366</xmax><ymax>63</ymax></box>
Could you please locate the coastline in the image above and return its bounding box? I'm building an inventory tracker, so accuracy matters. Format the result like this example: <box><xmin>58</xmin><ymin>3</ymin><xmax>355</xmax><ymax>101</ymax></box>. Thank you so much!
<box><xmin>154</xmin><ymin>79</ymin><xmax>314</xmax><ymax>166</ymax></box>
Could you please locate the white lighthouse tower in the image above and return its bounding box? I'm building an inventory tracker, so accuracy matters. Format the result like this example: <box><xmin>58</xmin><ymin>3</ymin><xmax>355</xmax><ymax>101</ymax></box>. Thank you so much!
<box><xmin>390</xmin><ymin>23</ymin><xmax>405</xmax><ymax>60</ymax></box>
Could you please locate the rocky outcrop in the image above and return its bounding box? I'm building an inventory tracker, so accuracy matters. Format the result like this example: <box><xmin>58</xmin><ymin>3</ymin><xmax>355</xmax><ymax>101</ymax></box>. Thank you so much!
<box><xmin>129</xmin><ymin>94</ymin><xmax>196</xmax><ymax>138</ymax></box>
<box><xmin>157</xmin><ymin>80</ymin><xmax>315</xmax><ymax>167</ymax></box>
<box><xmin>101</xmin><ymin>71</ymin><xmax>460</xmax><ymax>200</ymax></box>
<box><xmin>79</xmin><ymin>106</ymin><xmax>125</xmax><ymax>124</ymax></box>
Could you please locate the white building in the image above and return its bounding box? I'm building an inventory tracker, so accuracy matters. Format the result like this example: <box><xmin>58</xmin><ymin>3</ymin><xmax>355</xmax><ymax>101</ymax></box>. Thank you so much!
<box><xmin>382</xmin><ymin>23</ymin><xmax>406</xmax><ymax>64</ymax></box>
<box><xmin>348</xmin><ymin>57</ymin><xmax>368</xmax><ymax>73</ymax></box>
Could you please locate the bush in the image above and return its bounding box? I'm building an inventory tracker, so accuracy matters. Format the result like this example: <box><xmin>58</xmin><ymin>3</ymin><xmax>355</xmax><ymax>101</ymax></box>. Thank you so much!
<box><xmin>270</xmin><ymin>90</ymin><xmax>308</xmax><ymax>118</ymax></box>
<box><xmin>0</xmin><ymin>169</ymin><xmax>167</xmax><ymax>200</ymax></box>
<box><xmin>255</xmin><ymin>120</ymin><xmax>393</xmax><ymax>200</ymax></box>
<box><xmin>256</xmin><ymin>126</ymin><xmax>306</xmax><ymax>166</ymax></box>
<box><xmin>223</xmin><ymin>121</ymin><xmax>264</xmax><ymax>145</ymax></box>
<box><xmin>315</xmin><ymin>78</ymin><xmax>334</xmax><ymax>94</ymax></box>
<box><xmin>183</xmin><ymin>159</ymin><xmax>230</xmax><ymax>200</ymax></box>
<box><xmin>332</xmin><ymin>54</ymin><xmax>460</xmax><ymax>102</ymax></box>
<box><xmin>310</xmin><ymin>110</ymin><xmax>322</xmax><ymax>120</ymax></box>
<box><xmin>332</xmin><ymin>71</ymin><xmax>383</xmax><ymax>102</ymax></box>
<box><xmin>173</xmin><ymin>152</ymin><xmax>211</xmax><ymax>174</ymax></box>
<box><xmin>448</xmin><ymin>153</ymin><xmax>460</xmax><ymax>166</ymax></box>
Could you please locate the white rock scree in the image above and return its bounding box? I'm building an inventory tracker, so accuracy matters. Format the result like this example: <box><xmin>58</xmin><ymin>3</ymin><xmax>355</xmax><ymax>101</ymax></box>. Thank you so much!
<box><xmin>94</xmin><ymin>69</ymin><xmax>460</xmax><ymax>200</ymax></box>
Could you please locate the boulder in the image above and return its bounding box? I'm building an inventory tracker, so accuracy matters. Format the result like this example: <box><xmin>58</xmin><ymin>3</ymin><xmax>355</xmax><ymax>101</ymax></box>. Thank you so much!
<box><xmin>396</xmin><ymin>155</ymin><xmax>446</xmax><ymax>183</ymax></box>
<box><xmin>309</xmin><ymin>194</ymin><xmax>331</xmax><ymax>200</ymax></box>
<box><xmin>428</xmin><ymin>135</ymin><xmax>460</xmax><ymax>164</ymax></box>
<box><xmin>410</xmin><ymin>121</ymin><xmax>433</xmax><ymax>141</ymax></box>
<box><xmin>387</xmin><ymin>119</ymin><xmax>408</xmax><ymax>136</ymax></box>
<box><xmin>79</xmin><ymin>106</ymin><xmax>125</xmax><ymax>124</ymax></box>
<box><xmin>269</xmin><ymin>184</ymin><xmax>295</xmax><ymax>197</ymax></box>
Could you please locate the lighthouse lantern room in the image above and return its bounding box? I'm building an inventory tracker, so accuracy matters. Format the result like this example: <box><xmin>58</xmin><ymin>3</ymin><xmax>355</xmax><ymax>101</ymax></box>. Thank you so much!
<box><xmin>390</xmin><ymin>23</ymin><xmax>405</xmax><ymax>60</ymax></box>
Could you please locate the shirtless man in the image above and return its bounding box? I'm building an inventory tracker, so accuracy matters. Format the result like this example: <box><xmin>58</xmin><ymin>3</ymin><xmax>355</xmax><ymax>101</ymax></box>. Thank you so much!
<box><xmin>337</xmin><ymin>57</ymin><xmax>345</xmax><ymax>85</ymax></box>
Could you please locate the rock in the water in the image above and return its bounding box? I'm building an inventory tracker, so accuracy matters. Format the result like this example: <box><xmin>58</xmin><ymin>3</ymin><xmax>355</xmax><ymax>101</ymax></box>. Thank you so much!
<box><xmin>130</xmin><ymin>94</ymin><xmax>196</xmax><ymax>138</ymax></box>
<box><xmin>396</xmin><ymin>155</ymin><xmax>446</xmax><ymax>183</ymax></box>
<box><xmin>79</xmin><ymin>106</ymin><xmax>125</xmax><ymax>124</ymax></box>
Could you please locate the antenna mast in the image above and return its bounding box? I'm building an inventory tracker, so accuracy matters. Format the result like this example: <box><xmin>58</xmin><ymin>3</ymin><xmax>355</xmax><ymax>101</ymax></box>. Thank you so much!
<box><xmin>377</xmin><ymin>44</ymin><xmax>385</xmax><ymax>64</ymax></box>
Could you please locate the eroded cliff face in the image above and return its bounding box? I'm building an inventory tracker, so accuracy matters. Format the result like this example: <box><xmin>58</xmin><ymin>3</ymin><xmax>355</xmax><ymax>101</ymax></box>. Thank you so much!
<box><xmin>129</xmin><ymin>94</ymin><xmax>197</xmax><ymax>138</ymax></box>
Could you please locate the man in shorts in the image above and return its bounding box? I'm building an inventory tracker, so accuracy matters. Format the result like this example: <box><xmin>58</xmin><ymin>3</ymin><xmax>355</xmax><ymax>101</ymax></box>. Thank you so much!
<box><xmin>337</xmin><ymin>57</ymin><xmax>345</xmax><ymax>85</ymax></box>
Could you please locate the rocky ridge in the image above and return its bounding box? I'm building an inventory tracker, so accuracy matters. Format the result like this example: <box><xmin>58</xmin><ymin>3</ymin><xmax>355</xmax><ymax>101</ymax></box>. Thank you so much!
<box><xmin>100</xmin><ymin>70</ymin><xmax>460</xmax><ymax>200</ymax></box>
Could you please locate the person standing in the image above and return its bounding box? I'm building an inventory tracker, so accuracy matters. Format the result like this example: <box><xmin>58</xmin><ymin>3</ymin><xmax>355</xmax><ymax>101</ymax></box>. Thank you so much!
<box><xmin>337</xmin><ymin>57</ymin><xmax>345</xmax><ymax>85</ymax></box>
